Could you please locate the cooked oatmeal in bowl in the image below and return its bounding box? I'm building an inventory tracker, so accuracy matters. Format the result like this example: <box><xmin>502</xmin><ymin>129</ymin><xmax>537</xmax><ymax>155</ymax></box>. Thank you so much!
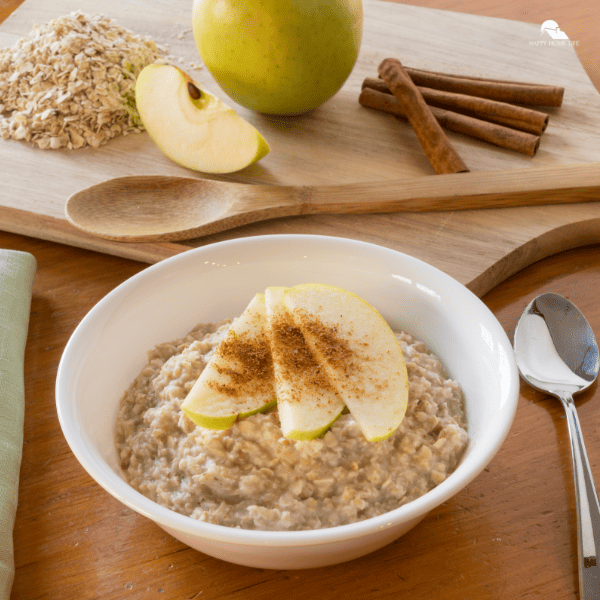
<box><xmin>115</xmin><ymin>318</ymin><xmax>468</xmax><ymax>531</ymax></box>
<box><xmin>56</xmin><ymin>234</ymin><xmax>519</xmax><ymax>569</ymax></box>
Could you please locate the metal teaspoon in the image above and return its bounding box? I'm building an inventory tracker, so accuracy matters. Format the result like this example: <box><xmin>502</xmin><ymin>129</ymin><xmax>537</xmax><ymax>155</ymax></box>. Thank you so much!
<box><xmin>514</xmin><ymin>292</ymin><xmax>600</xmax><ymax>599</ymax></box>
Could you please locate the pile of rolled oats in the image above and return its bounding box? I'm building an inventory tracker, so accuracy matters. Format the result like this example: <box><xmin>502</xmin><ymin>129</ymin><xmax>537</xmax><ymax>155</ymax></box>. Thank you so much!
<box><xmin>0</xmin><ymin>11</ymin><xmax>165</xmax><ymax>150</ymax></box>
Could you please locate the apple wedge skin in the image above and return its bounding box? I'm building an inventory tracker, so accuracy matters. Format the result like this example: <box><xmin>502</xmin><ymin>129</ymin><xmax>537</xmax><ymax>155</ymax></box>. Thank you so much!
<box><xmin>265</xmin><ymin>286</ymin><xmax>345</xmax><ymax>440</ymax></box>
<box><xmin>183</xmin><ymin>396</ymin><xmax>277</xmax><ymax>430</ymax></box>
<box><xmin>277</xmin><ymin>402</ymin><xmax>344</xmax><ymax>441</ymax></box>
<box><xmin>181</xmin><ymin>293</ymin><xmax>277</xmax><ymax>430</ymax></box>
<box><xmin>183</xmin><ymin>409</ymin><xmax>237</xmax><ymax>431</ymax></box>
<box><xmin>135</xmin><ymin>64</ymin><xmax>270</xmax><ymax>173</ymax></box>
<box><xmin>237</xmin><ymin>396</ymin><xmax>277</xmax><ymax>420</ymax></box>
<box><xmin>283</xmin><ymin>284</ymin><xmax>409</xmax><ymax>442</ymax></box>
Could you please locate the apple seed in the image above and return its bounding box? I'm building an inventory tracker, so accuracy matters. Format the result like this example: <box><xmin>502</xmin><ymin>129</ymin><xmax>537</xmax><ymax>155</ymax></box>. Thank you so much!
<box><xmin>187</xmin><ymin>82</ymin><xmax>202</xmax><ymax>100</ymax></box>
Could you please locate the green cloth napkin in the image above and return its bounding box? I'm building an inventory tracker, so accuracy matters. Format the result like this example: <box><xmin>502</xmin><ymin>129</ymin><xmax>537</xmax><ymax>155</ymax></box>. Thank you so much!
<box><xmin>0</xmin><ymin>250</ymin><xmax>36</xmax><ymax>600</ymax></box>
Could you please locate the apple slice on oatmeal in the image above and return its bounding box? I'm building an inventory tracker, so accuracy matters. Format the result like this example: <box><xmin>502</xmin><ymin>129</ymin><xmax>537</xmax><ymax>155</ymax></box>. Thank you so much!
<box><xmin>283</xmin><ymin>284</ymin><xmax>409</xmax><ymax>442</ymax></box>
<box><xmin>181</xmin><ymin>293</ymin><xmax>276</xmax><ymax>429</ymax></box>
<box><xmin>265</xmin><ymin>286</ymin><xmax>345</xmax><ymax>440</ymax></box>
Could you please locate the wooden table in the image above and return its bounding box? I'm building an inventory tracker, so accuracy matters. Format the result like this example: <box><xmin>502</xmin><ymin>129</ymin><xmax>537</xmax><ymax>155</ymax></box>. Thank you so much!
<box><xmin>3</xmin><ymin>0</ymin><xmax>600</xmax><ymax>598</ymax></box>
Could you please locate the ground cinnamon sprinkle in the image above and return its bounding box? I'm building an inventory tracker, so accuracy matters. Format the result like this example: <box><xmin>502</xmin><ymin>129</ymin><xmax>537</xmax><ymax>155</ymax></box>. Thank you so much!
<box><xmin>269</xmin><ymin>310</ymin><xmax>336</xmax><ymax>405</ymax></box>
<box><xmin>293</xmin><ymin>310</ymin><xmax>356</xmax><ymax>377</ymax></box>
<box><xmin>207</xmin><ymin>325</ymin><xmax>274</xmax><ymax>398</ymax></box>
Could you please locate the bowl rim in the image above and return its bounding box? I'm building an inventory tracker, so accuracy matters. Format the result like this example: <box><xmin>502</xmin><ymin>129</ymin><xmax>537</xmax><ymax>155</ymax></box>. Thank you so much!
<box><xmin>56</xmin><ymin>234</ymin><xmax>520</xmax><ymax>547</ymax></box>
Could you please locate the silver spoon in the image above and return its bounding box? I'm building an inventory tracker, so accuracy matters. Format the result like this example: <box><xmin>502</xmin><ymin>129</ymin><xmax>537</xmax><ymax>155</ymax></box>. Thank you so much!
<box><xmin>514</xmin><ymin>292</ymin><xmax>600</xmax><ymax>599</ymax></box>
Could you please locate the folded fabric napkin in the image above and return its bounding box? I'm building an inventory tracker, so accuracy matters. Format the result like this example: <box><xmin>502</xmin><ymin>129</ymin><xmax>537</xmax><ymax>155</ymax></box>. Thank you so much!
<box><xmin>0</xmin><ymin>250</ymin><xmax>36</xmax><ymax>600</ymax></box>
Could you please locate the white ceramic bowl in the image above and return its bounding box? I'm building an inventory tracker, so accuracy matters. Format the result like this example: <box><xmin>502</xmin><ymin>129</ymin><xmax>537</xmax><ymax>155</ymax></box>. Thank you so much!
<box><xmin>56</xmin><ymin>235</ymin><xmax>519</xmax><ymax>570</ymax></box>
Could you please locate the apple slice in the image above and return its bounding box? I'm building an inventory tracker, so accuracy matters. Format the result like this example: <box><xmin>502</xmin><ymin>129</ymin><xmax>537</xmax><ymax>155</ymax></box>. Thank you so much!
<box><xmin>181</xmin><ymin>293</ymin><xmax>276</xmax><ymax>429</ymax></box>
<box><xmin>283</xmin><ymin>284</ymin><xmax>409</xmax><ymax>442</ymax></box>
<box><xmin>265</xmin><ymin>287</ymin><xmax>345</xmax><ymax>440</ymax></box>
<box><xmin>135</xmin><ymin>64</ymin><xmax>270</xmax><ymax>173</ymax></box>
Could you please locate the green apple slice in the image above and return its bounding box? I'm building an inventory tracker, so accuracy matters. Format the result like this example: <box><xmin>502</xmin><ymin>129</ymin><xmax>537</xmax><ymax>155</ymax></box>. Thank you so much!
<box><xmin>265</xmin><ymin>287</ymin><xmax>345</xmax><ymax>440</ymax></box>
<box><xmin>283</xmin><ymin>284</ymin><xmax>409</xmax><ymax>442</ymax></box>
<box><xmin>181</xmin><ymin>293</ymin><xmax>276</xmax><ymax>429</ymax></box>
<box><xmin>135</xmin><ymin>64</ymin><xmax>270</xmax><ymax>173</ymax></box>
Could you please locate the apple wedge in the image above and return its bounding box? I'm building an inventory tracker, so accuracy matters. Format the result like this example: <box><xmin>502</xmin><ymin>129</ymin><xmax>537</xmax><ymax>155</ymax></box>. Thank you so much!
<box><xmin>283</xmin><ymin>284</ymin><xmax>409</xmax><ymax>442</ymax></box>
<box><xmin>265</xmin><ymin>287</ymin><xmax>345</xmax><ymax>440</ymax></box>
<box><xmin>181</xmin><ymin>293</ymin><xmax>276</xmax><ymax>429</ymax></box>
<box><xmin>135</xmin><ymin>64</ymin><xmax>270</xmax><ymax>173</ymax></box>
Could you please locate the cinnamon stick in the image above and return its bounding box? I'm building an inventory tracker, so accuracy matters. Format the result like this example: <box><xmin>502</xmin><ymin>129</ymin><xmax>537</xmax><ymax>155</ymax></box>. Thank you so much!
<box><xmin>403</xmin><ymin>66</ymin><xmax>564</xmax><ymax>107</ymax></box>
<box><xmin>408</xmin><ymin>66</ymin><xmax>561</xmax><ymax>87</ymax></box>
<box><xmin>377</xmin><ymin>58</ymin><xmax>469</xmax><ymax>174</ymax></box>
<box><xmin>359</xmin><ymin>87</ymin><xmax>541</xmax><ymax>157</ymax></box>
<box><xmin>362</xmin><ymin>77</ymin><xmax>549</xmax><ymax>135</ymax></box>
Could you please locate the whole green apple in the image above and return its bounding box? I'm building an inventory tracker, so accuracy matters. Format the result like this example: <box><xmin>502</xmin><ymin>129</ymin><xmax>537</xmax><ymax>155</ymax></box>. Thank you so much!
<box><xmin>192</xmin><ymin>0</ymin><xmax>363</xmax><ymax>115</ymax></box>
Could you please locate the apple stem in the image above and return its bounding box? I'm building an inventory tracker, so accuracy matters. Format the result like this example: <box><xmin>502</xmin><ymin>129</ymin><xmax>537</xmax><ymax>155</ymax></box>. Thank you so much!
<box><xmin>188</xmin><ymin>82</ymin><xmax>202</xmax><ymax>100</ymax></box>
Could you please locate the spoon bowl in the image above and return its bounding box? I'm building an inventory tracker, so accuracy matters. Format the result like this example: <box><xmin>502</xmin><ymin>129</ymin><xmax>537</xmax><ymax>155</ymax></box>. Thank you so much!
<box><xmin>514</xmin><ymin>292</ymin><xmax>600</xmax><ymax>599</ymax></box>
<box><xmin>65</xmin><ymin>176</ymin><xmax>261</xmax><ymax>242</ymax></box>
<box><xmin>515</xmin><ymin>293</ymin><xmax>599</xmax><ymax>396</ymax></box>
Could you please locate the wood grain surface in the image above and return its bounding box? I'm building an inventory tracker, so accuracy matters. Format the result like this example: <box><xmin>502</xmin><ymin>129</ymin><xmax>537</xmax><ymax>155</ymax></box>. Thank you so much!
<box><xmin>4</xmin><ymin>230</ymin><xmax>600</xmax><ymax>600</ymax></box>
<box><xmin>1</xmin><ymin>0</ymin><xmax>599</xmax><ymax>599</ymax></box>
<box><xmin>0</xmin><ymin>0</ymin><xmax>599</xmax><ymax>297</ymax></box>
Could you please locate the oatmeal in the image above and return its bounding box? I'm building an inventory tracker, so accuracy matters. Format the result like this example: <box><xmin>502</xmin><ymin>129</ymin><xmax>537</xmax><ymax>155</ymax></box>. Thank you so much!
<box><xmin>115</xmin><ymin>320</ymin><xmax>468</xmax><ymax>531</ymax></box>
<box><xmin>0</xmin><ymin>11</ymin><xmax>164</xmax><ymax>149</ymax></box>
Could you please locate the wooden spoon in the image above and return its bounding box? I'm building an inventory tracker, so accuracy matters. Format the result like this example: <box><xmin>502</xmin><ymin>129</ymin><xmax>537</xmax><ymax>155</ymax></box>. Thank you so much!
<box><xmin>65</xmin><ymin>162</ymin><xmax>600</xmax><ymax>242</ymax></box>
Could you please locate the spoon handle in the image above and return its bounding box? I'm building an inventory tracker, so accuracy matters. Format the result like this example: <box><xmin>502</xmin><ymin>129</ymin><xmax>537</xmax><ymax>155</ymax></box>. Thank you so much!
<box><xmin>559</xmin><ymin>391</ymin><xmax>600</xmax><ymax>599</ymax></box>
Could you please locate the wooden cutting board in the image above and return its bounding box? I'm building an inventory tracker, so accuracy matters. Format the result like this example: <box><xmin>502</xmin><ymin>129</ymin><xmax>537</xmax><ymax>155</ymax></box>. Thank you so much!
<box><xmin>0</xmin><ymin>0</ymin><xmax>599</xmax><ymax>297</ymax></box>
